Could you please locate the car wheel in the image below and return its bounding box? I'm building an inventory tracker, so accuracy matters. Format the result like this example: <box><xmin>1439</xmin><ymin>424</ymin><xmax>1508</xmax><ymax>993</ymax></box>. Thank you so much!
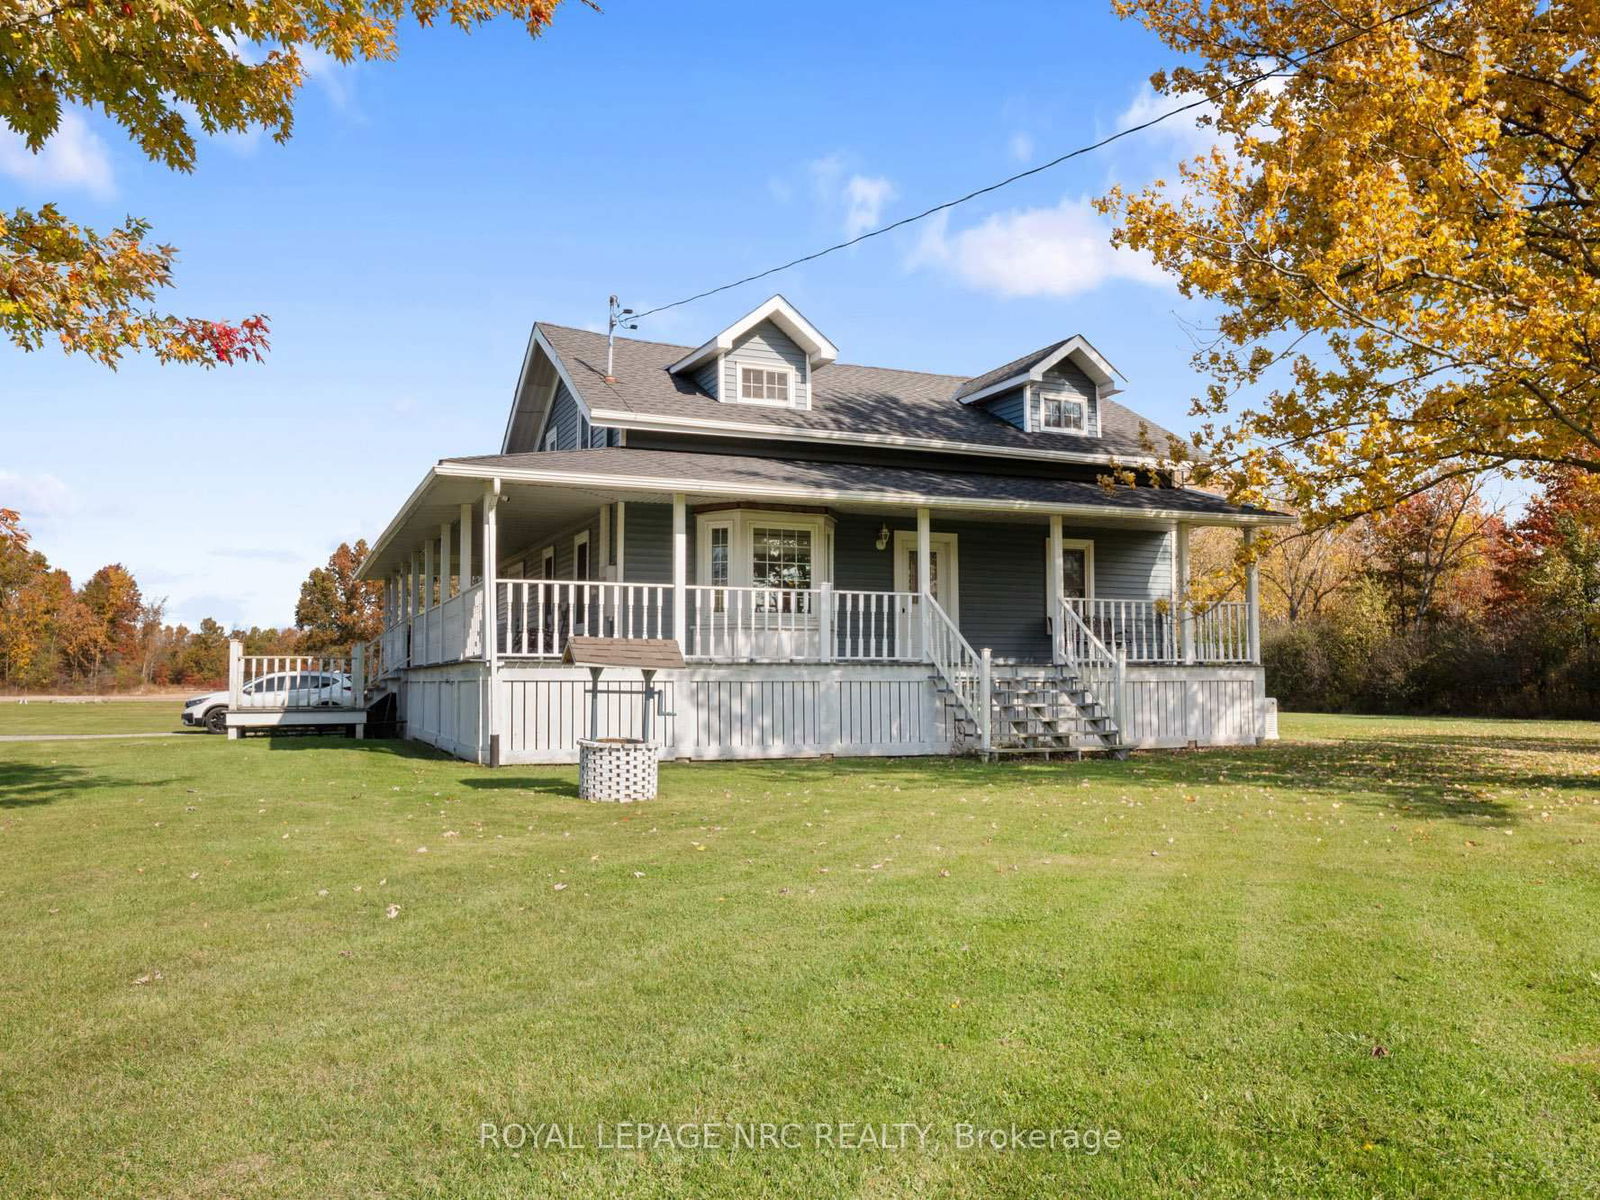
<box><xmin>205</xmin><ymin>707</ymin><xmax>228</xmax><ymax>735</ymax></box>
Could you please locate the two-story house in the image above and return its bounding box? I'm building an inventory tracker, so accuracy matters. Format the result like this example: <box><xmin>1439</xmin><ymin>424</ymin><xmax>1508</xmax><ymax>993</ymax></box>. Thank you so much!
<box><xmin>354</xmin><ymin>296</ymin><xmax>1292</xmax><ymax>763</ymax></box>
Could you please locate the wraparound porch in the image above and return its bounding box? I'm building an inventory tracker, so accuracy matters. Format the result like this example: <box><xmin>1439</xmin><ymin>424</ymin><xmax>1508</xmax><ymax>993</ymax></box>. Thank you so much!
<box><xmin>357</xmin><ymin>455</ymin><xmax>1289</xmax><ymax>762</ymax></box>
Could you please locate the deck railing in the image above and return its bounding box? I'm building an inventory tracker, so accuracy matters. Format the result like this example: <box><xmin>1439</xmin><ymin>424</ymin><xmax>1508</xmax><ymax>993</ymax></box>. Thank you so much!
<box><xmin>229</xmin><ymin>651</ymin><xmax>362</xmax><ymax>711</ymax></box>
<box><xmin>1064</xmin><ymin>596</ymin><xmax>1255</xmax><ymax>664</ymax></box>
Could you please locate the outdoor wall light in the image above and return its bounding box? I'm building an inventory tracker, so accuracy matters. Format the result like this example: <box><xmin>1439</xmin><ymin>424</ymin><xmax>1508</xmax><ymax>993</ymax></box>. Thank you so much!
<box><xmin>875</xmin><ymin>523</ymin><xmax>890</xmax><ymax>551</ymax></box>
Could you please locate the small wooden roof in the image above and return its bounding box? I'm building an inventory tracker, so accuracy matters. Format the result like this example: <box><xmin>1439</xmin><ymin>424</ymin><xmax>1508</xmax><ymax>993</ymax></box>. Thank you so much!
<box><xmin>562</xmin><ymin>637</ymin><xmax>686</xmax><ymax>670</ymax></box>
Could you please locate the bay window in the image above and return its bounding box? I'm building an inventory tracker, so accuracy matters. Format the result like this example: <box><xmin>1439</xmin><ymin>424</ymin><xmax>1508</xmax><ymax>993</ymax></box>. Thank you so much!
<box><xmin>697</xmin><ymin>511</ymin><xmax>832</xmax><ymax>611</ymax></box>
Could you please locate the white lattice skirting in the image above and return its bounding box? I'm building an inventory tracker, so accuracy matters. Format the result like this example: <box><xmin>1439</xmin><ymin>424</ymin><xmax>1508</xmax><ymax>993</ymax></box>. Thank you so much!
<box><xmin>577</xmin><ymin>738</ymin><xmax>660</xmax><ymax>802</ymax></box>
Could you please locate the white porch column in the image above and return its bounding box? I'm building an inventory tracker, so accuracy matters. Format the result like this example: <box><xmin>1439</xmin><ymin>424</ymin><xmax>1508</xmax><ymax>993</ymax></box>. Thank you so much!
<box><xmin>440</xmin><ymin>521</ymin><xmax>454</xmax><ymax>599</ymax></box>
<box><xmin>1176</xmin><ymin>523</ymin><xmax>1195</xmax><ymax>664</ymax></box>
<box><xmin>411</xmin><ymin>551</ymin><xmax>424</xmax><ymax>618</ymax></box>
<box><xmin>484</xmin><ymin>481</ymin><xmax>501</xmax><ymax>763</ymax></box>
<box><xmin>1047</xmin><ymin>514</ymin><xmax>1064</xmax><ymax>664</ymax></box>
<box><xmin>671</xmin><ymin>493</ymin><xmax>687</xmax><ymax>648</ymax></box>
<box><xmin>916</xmin><ymin>506</ymin><xmax>932</xmax><ymax>655</ymax></box>
<box><xmin>459</xmin><ymin>502</ymin><xmax>474</xmax><ymax>588</ymax></box>
<box><xmin>1244</xmin><ymin>527</ymin><xmax>1261</xmax><ymax>664</ymax></box>
<box><xmin>423</xmin><ymin>536</ymin><xmax>435</xmax><ymax>611</ymax></box>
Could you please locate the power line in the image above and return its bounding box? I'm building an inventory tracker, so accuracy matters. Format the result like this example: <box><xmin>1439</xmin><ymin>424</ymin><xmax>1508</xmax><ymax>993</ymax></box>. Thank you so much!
<box><xmin>631</xmin><ymin>0</ymin><xmax>1443</xmax><ymax>322</ymax></box>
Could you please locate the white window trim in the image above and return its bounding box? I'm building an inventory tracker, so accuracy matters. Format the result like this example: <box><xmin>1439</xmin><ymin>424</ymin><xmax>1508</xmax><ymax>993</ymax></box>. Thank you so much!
<box><xmin>735</xmin><ymin>363</ymin><xmax>796</xmax><ymax>408</ymax></box>
<box><xmin>541</xmin><ymin>426</ymin><xmax>559</xmax><ymax>452</ymax></box>
<box><xmin>1028</xmin><ymin>380</ymin><xmax>1102</xmax><ymax>438</ymax></box>
<box><xmin>695</xmin><ymin>510</ymin><xmax>833</xmax><ymax>588</ymax></box>
<box><xmin>578</xmin><ymin>413</ymin><xmax>590</xmax><ymax>448</ymax></box>
<box><xmin>1040</xmin><ymin>394</ymin><xmax>1087</xmax><ymax>434</ymax></box>
<box><xmin>1046</xmin><ymin>537</ymin><xmax>1096</xmax><ymax>600</ymax></box>
<box><xmin>891</xmin><ymin>530</ymin><xmax>960</xmax><ymax>622</ymax></box>
<box><xmin>540</xmin><ymin>546</ymin><xmax>555</xmax><ymax>579</ymax></box>
<box><xmin>572</xmin><ymin>530</ymin><xmax>591</xmax><ymax>580</ymax></box>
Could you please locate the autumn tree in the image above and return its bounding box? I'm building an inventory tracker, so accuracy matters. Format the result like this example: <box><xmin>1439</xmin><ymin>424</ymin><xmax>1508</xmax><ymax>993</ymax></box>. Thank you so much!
<box><xmin>295</xmin><ymin>540</ymin><xmax>382</xmax><ymax>652</ymax></box>
<box><xmin>1102</xmin><ymin>0</ymin><xmax>1600</xmax><ymax>521</ymax></box>
<box><xmin>1</xmin><ymin>0</ymin><xmax>587</xmax><ymax>367</ymax></box>
<box><xmin>1493</xmin><ymin>469</ymin><xmax>1600</xmax><ymax>702</ymax></box>
<box><xmin>1364</xmin><ymin>480</ymin><xmax>1500</xmax><ymax>630</ymax></box>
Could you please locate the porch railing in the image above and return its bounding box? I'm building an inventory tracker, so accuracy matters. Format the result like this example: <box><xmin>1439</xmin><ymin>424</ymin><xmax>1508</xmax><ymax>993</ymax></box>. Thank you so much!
<box><xmin>494</xmin><ymin>581</ymin><xmax>922</xmax><ymax>663</ymax></box>
<box><xmin>400</xmin><ymin>581</ymin><xmax>485</xmax><ymax>667</ymax></box>
<box><xmin>834</xmin><ymin>589</ymin><xmax>919</xmax><ymax>661</ymax></box>
<box><xmin>1191</xmin><ymin>601</ymin><xmax>1253</xmax><ymax>663</ymax></box>
<box><xmin>1064</xmin><ymin>597</ymin><xmax>1255</xmax><ymax>664</ymax></box>
<box><xmin>1057</xmin><ymin>598</ymin><xmax>1126</xmax><ymax>737</ymax></box>
<box><xmin>499</xmin><ymin>580</ymin><xmax>672</xmax><ymax>658</ymax></box>
<box><xmin>380</xmin><ymin>621</ymin><xmax>408</xmax><ymax>673</ymax></box>
<box><xmin>925</xmin><ymin>594</ymin><xmax>990</xmax><ymax>752</ymax></box>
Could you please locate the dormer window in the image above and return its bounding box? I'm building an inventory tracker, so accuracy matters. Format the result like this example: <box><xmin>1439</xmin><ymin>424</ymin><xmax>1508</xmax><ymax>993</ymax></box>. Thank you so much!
<box><xmin>668</xmin><ymin>296</ymin><xmax>837</xmax><ymax>411</ymax></box>
<box><xmin>740</xmin><ymin>366</ymin><xmax>792</xmax><ymax>405</ymax></box>
<box><xmin>1041</xmin><ymin>395</ymin><xmax>1085</xmax><ymax>433</ymax></box>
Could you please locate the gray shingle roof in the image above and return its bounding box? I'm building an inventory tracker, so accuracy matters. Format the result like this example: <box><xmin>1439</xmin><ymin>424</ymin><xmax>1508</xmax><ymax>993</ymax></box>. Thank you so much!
<box><xmin>442</xmin><ymin>447</ymin><xmax>1288</xmax><ymax>521</ymax></box>
<box><xmin>538</xmin><ymin>324</ymin><xmax>1186</xmax><ymax>461</ymax></box>
<box><xmin>951</xmin><ymin>339</ymin><xmax>1070</xmax><ymax>400</ymax></box>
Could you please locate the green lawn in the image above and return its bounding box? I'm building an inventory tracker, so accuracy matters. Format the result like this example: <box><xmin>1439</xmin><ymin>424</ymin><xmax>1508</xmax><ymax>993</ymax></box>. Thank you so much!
<box><xmin>0</xmin><ymin>698</ymin><xmax>188</xmax><ymax>735</ymax></box>
<box><xmin>2</xmin><ymin>714</ymin><xmax>1599</xmax><ymax>1198</ymax></box>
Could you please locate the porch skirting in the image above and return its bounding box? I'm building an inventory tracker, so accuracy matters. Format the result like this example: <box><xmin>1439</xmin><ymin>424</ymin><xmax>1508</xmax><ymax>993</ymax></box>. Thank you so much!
<box><xmin>394</xmin><ymin>660</ymin><xmax>1270</xmax><ymax>765</ymax></box>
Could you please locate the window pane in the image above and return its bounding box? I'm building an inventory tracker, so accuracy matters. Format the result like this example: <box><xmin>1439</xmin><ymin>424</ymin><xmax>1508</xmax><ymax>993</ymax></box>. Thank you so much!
<box><xmin>1062</xmin><ymin>549</ymin><xmax>1087</xmax><ymax>598</ymax></box>
<box><xmin>751</xmin><ymin>527</ymin><xmax>812</xmax><ymax>607</ymax></box>
<box><xmin>710</xmin><ymin>527</ymin><xmax>729</xmax><ymax>587</ymax></box>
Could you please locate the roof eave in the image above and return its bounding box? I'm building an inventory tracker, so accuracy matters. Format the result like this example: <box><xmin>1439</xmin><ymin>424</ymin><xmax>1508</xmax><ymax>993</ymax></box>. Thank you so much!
<box><xmin>585</xmin><ymin>406</ymin><xmax>1167</xmax><ymax>469</ymax></box>
<box><xmin>434</xmin><ymin>459</ymin><xmax>1295</xmax><ymax>527</ymax></box>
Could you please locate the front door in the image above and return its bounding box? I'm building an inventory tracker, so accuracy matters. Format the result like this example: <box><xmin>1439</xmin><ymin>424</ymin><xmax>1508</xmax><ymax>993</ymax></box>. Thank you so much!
<box><xmin>894</xmin><ymin>532</ymin><xmax>960</xmax><ymax>620</ymax></box>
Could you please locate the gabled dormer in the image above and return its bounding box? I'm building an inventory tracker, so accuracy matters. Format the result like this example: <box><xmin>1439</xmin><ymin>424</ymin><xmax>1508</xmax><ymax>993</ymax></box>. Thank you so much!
<box><xmin>668</xmin><ymin>295</ymin><xmax>838</xmax><ymax>412</ymax></box>
<box><xmin>955</xmin><ymin>335</ymin><xmax>1122</xmax><ymax>438</ymax></box>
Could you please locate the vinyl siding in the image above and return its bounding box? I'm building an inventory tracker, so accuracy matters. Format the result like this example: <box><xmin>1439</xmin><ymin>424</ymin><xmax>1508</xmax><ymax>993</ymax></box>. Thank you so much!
<box><xmin>723</xmin><ymin>321</ymin><xmax>810</xmax><ymax>411</ymax></box>
<box><xmin>622</xmin><ymin>502</ymin><xmax>675</xmax><ymax>583</ymax></box>
<box><xmin>1062</xmin><ymin>523</ymin><xmax>1170</xmax><ymax>600</ymax></box>
<box><xmin>692</xmin><ymin>358</ymin><xmax>721</xmax><ymax>400</ymax></box>
<box><xmin>543</xmin><ymin>382</ymin><xmax>582</xmax><ymax>450</ymax></box>
<box><xmin>980</xmin><ymin>384</ymin><xmax>1028</xmax><ymax>432</ymax></box>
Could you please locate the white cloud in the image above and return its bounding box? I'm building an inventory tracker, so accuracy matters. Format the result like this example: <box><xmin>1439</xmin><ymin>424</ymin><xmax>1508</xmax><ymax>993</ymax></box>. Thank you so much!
<box><xmin>1008</xmin><ymin>131</ymin><xmax>1034</xmax><ymax>163</ymax></box>
<box><xmin>0</xmin><ymin>471</ymin><xmax>78</xmax><ymax>523</ymax></box>
<box><xmin>1116</xmin><ymin>83</ymin><xmax>1221</xmax><ymax>162</ymax></box>
<box><xmin>299</xmin><ymin>45</ymin><xmax>355</xmax><ymax>110</ymax></box>
<box><xmin>842</xmin><ymin>175</ymin><xmax>895</xmax><ymax>238</ymax></box>
<box><xmin>805</xmin><ymin>156</ymin><xmax>896</xmax><ymax>238</ymax></box>
<box><xmin>0</xmin><ymin>110</ymin><xmax>114</xmax><ymax>199</ymax></box>
<box><xmin>1116</xmin><ymin>77</ymin><xmax>1286</xmax><ymax>167</ymax></box>
<box><xmin>908</xmin><ymin>198</ymin><xmax>1170</xmax><ymax>299</ymax></box>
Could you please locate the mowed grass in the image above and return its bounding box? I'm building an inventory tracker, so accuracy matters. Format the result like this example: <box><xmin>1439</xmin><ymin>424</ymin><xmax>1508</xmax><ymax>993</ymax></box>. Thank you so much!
<box><xmin>0</xmin><ymin>698</ymin><xmax>188</xmax><ymax>735</ymax></box>
<box><xmin>2</xmin><ymin>715</ymin><xmax>1599</xmax><ymax>1198</ymax></box>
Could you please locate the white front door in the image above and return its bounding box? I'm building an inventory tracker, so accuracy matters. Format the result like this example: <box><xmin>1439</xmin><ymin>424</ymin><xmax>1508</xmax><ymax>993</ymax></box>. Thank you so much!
<box><xmin>894</xmin><ymin>531</ymin><xmax>960</xmax><ymax>620</ymax></box>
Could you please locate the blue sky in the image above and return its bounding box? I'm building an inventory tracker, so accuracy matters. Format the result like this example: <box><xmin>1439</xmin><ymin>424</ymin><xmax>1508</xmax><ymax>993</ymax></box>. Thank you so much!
<box><xmin>3</xmin><ymin>0</ymin><xmax>1230</xmax><ymax>628</ymax></box>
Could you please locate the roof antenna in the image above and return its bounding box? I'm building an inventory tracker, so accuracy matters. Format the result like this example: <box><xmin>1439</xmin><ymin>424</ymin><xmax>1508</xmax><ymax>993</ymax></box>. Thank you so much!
<box><xmin>606</xmin><ymin>295</ymin><xmax>637</xmax><ymax>384</ymax></box>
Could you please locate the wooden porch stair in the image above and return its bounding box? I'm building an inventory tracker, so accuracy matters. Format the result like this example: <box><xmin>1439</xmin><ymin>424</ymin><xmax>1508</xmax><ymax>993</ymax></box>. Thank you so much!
<box><xmin>933</xmin><ymin>663</ymin><xmax>1128</xmax><ymax>760</ymax></box>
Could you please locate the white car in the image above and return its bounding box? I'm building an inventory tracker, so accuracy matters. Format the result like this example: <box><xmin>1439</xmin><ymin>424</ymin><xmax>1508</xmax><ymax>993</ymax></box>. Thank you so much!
<box><xmin>182</xmin><ymin>671</ymin><xmax>356</xmax><ymax>734</ymax></box>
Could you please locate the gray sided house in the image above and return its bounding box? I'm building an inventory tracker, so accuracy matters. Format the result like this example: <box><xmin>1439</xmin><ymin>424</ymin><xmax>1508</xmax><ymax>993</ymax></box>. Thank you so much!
<box><xmin>355</xmin><ymin>295</ymin><xmax>1292</xmax><ymax>764</ymax></box>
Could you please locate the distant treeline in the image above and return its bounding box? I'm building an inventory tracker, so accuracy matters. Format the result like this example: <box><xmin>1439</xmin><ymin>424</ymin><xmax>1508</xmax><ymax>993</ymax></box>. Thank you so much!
<box><xmin>0</xmin><ymin>509</ymin><xmax>380</xmax><ymax>692</ymax></box>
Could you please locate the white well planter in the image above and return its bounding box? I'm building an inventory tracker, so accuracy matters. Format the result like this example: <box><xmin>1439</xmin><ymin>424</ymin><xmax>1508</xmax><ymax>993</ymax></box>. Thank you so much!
<box><xmin>577</xmin><ymin>738</ymin><xmax>659</xmax><ymax>802</ymax></box>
